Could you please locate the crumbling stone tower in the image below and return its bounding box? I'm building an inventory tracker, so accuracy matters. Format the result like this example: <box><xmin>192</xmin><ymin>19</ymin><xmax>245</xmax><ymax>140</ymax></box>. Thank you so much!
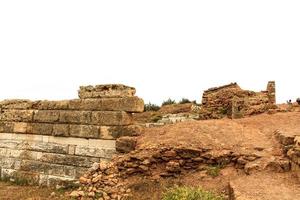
<box><xmin>267</xmin><ymin>81</ymin><xmax>276</xmax><ymax>104</ymax></box>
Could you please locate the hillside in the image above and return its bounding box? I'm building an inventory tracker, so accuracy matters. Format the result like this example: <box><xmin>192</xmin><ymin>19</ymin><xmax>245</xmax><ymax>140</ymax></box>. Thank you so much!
<box><xmin>70</xmin><ymin>110</ymin><xmax>300</xmax><ymax>200</ymax></box>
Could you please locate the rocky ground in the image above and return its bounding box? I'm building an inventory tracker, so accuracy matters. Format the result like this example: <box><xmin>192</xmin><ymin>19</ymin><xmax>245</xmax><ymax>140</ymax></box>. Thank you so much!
<box><xmin>1</xmin><ymin>104</ymin><xmax>300</xmax><ymax>200</ymax></box>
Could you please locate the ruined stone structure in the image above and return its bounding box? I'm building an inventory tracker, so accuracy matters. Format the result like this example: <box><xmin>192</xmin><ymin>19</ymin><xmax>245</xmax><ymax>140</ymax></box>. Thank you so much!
<box><xmin>201</xmin><ymin>81</ymin><xmax>276</xmax><ymax>119</ymax></box>
<box><xmin>0</xmin><ymin>84</ymin><xmax>144</xmax><ymax>187</ymax></box>
<box><xmin>275</xmin><ymin>130</ymin><xmax>300</xmax><ymax>181</ymax></box>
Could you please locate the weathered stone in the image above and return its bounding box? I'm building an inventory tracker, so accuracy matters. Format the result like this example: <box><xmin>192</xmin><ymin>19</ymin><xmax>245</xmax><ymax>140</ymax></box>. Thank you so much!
<box><xmin>116</xmin><ymin>137</ymin><xmax>137</xmax><ymax>153</ymax></box>
<box><xmin>53</xmin><ymin>124</ymin><xmax>69</xmax><ymax>137</ymax></box>
<box><xmin>0</xmin><ymin>122</ymin><xmax>14</xmax><ymax>133</ymax></box>
<box><xmin>70</xmin><ymin>190</ymin><xmax>85</xmax><ymax>197</ymax></box>
<box><xmin>13</xmin><ymin>122</ymin><xmax>28</xmax><ymax>133</ymax></box>
<box><xmin>75</xmin><ymin>146</ymin><xmax>115</xmax><ymax>159</ymax></box>
<box><xmin>267</xmin><ymin>81</ymin><xmax>276</xmax><ymax>104</ymax></box>
<box><xmin>78</xmin><ymin>84</ymin><xmax>136</xmax><ymax>99</ymax></box>
<box><xmin>33</xmin><ymin>110</ymin><xmax>60</xmax><ymax>123</ymax></box>
<box><xmin>0</xmin><ymin>99</ymin><xmax>33</xmax><ymax>109</ymax></box>
<box><xmin>69</xmin><ymin>125</ymin><xmax>99</xmax><ymax>138</ymax></box>
<box><xmin>265</xmin><ymin>158</ymin><xmax>290</xmax><ymax>172</ymax></box>
<box><xmin>275</xmin><ymin>130</ymin><xmax>295</xmax><ymax>146</ymax></box>
<box><xmin>32</xmin><ymin>100</ymin><xmax>69</xmax><ymax>110</ymax></box>
<box><xmin>100</xmin><ymin>125</ymin><xmax>142</xmax><ymax>139</ymax></box>
<box><xmin>0</xmin><ymin>110</ymin><xmax>34</xmax><ymax>122</ymax></box>
<box><xmin>38</xmin><ymin>153</ymin><xmax>100</xmax><ymax>168</ymax></box>
<box><xmin>69</xmin><ymin>97</ymin><xmax>144</xmax><ymax>112</ymax></box>
<box><xmin>166</xmin><ymin>161</ymin><xmax>181</xmax><ymax>172</ymax></box>
<box><xmin>26</xmin><ymin>123</ymin><xmax>53</xmax><ymax>135</ymax></box>
<box><xmin>59</xmin><ymin>111</ymin><xmax>91</xmax><ymax>124</ymax></box>
<box><xmin>244</xmin><ymin>161</ymin><xmax>261</xmax><ymax>175</ymax></box>
<box><xmin>91</xmin><ymin>111</ymin><xmax>133</xmax><ymax>126</ymax></box>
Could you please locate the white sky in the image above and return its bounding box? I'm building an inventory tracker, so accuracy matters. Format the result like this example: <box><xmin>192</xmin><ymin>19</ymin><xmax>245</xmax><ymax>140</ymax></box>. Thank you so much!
<box><xmin>0</xmin><ymin>1</ymin><xmax>299</xmax><ymax>105</ymax></box>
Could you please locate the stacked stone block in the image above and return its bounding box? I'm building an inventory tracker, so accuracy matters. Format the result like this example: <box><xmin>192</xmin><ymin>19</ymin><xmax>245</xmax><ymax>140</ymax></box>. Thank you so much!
<box><xmin>275</xmin><ymin>130</ymin><xmax>300</xmax><ymax>181</ymax></box>
<box><xmin>0</xmin><ymin>84</ymin><xmax>144</xmax><ymax>187</ymax></box>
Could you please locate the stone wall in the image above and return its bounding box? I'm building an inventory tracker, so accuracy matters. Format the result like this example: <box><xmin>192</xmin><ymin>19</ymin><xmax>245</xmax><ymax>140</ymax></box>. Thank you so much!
<box><xmin>0</xmin><ymin>84</ymin><xmax>144</xmax><ymax>187</ymax></box>
<box><xmin>201</xmin><ymin>81</ymin><xmax>276</xmax><ymax>119</ymax></box>
<box><xmin>275</xmin><ymin>130</ymin><xmax>300</xmax><ymax>181</ymax></box>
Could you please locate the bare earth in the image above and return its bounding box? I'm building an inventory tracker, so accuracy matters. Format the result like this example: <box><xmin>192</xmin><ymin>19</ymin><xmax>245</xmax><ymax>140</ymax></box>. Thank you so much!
<box><xmin>0</xmin><ymin>181</ymin><xmax>69</xmax><ymax>200</ymax></box>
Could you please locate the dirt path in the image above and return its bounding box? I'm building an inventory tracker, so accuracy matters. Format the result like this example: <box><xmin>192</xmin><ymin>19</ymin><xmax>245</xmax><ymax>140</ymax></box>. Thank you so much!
<box><xmin>0</xmin><ymin>182</ymin><xmax>67</xmax><ymax>200</ymax></box>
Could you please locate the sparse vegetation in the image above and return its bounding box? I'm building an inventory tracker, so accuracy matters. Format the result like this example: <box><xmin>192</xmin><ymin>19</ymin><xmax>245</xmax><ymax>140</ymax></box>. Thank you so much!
<box><xmin>179</xmin><ymin>98</ymin><xmax>191</xmax><ymax>104</ymax></box>
<box><xmin>144</xmin><ymin>102</ymin><xmax>160</xmax><ymax>111</ymax></box>
<box><xmin>219</xmin><ymin>107</ymin><xmax>228</xmax><ymax>115</ymax></box>
<box><xmin>162</xmin><ymin>186</ymin><xmax>224</xmax><ymax>200</ymax></box>
<box><xmin>206</xmin><ymin>164</ymin><xmax>222</xmax><ymax>177</ymax></box>
<box><xmin>162</xmin><ymin>98</ymin><xmax>176</xmax><ymax>106</ymax></box>
<box><xmin>1</xmin><ymin>176</ymin><xmax>31</xmax><ymax>186</ymax></box>
<box><xmin>151</xmin><ymin>114</ymin><xmax>162</xmax><ymax>122</ymax></box>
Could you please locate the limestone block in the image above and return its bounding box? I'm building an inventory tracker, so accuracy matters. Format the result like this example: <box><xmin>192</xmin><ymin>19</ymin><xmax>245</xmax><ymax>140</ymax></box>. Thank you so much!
<box><xmin>0</xmin><ymin>139</ymin><xmax>68</xmax><ymax>154</ymax></box>
<box><xmin>32</xmin><ymin>100</ymin><xmax>69</xmax><ymax>110</ymax></box>
<box><xmin>0</xmin><ymin>110</ymin><xmax>34</xmax><ymax>122</ymax></box>
<box><xmin>69</xmin><ymin>97</ymin><xmax>144</xmax><ymax>112</ymax></box>
<box><xmin>88</xmin><ymin>139</ymin><xmax>116</xmax><ymax>149</ymax></box>
<box><xmin>25</xmin><ymin>142</ymin><xmax>69</xmax><ymax>154</ymax></box>
<box><xmin>75</xmin><ymin>146</ymin><xmax>116</xmax><ymax>159</ymax></box>
<box><xmin>46</xmin><ymin>175</ymin><xmax>76</xmax><ymax>187</ymax></box>
<box><xmin>78</xmin><ymin>84</ymin><xmax>136</xmax><ymax>99</ymax></box>
<box><xmin>12</xmin><ymin>133</ymin><xmax>43</xmax><ymax>142</ymax></box>
<box><xmin>53</xmin><ymin>124</ymin><xmax>69</xmax><ymax>137</ymax></box>
<box><xmin>38</xmin><ymin>152</ymin><xmax>100</xmax><ymax>167</ymax></box>
<box><xmin>0</xmin><ymin>157</ymin><xmax>21</xmax><ymax>169</ymax></box>
<box><xmin>0</xmin><ymin>140</ymin><xmax>21</xmax><ymax>149</ymax></box>
<box><xmin>0</xmin><ymin>99</ymin><xmax>33</xmax><ymax>109</ymax></box>
<box><xmin>26</xmin><ymin>123</ymin><xmax>53</xmax><ymax>135</ymax></box>
<box><xmin>13</xmin><ymin>122</ymin><xmax>28</xmax><ymax>133</ymax></box>
<box><xmin>48</xmin><ymin>136</ymin><xmax>89</xmax><ymax>146</ymax></box>
<box><xmin>91</xmin><ymin>111</ymin><xmax>133</xmax><ymax>126</ymax></box>
<box><xmin>59</xmin><ymin>111</ymin><xmax>91</xmax><ymax>124</ymax></box>
<box><xmin>33</xmin><ymin>110</ymin><xmax>60</xmax><ymax>123</ymax></box>
<box><xmin>100</xmin><ymin>125</ymin><xmax>142</xmax><ymax>140</ymax></box>
<box><xmin>0</xmin><ymin>122</ymin><xmax>14</xmax><ymax>133</ymax></box>
<box><xmin>69</xmin><ymin>125</ymin><xmax>99</xmax><ymax>138</ymax></box>
<box><xmin>1</xmin><ymin>148</ymin><xmax>39</xmax><ymax>160</ymax></box>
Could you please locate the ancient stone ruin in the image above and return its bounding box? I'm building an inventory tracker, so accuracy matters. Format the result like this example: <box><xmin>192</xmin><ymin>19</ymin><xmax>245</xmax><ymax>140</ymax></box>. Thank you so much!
<box><xmin>201</xmin><ymin>81</ymin><xmax>276</xmax><ymax>119</ymax></box>
<box><xmin>0</xmin><ymin>84</ymin><xmax>144</xmax><ymax>187</ymax></box>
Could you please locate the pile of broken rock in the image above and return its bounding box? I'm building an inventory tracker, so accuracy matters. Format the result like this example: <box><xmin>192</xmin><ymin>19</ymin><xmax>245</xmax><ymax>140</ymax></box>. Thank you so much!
<box><xmin>69</xmin><ymin>160</ymin><xmax>131</xmax><ymax>200</ymax></box>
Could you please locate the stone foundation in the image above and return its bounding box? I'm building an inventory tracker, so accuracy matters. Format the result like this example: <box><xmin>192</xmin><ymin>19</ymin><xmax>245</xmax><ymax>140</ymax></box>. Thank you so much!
<box><xmin>0</xmin><ymin>84</ymin><xmax>144</xmax><ymax>187</ymax></box>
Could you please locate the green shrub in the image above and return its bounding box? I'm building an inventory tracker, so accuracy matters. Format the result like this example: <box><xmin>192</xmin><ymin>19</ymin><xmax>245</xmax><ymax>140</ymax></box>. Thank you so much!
<box><xmin>179</xmin><ymin>98</ymin><xmax>191</xmax><ymax>104</ymax></box>
<box><xmin>144</xmin><ymin>102</ymin><xmax>160</xmax><ymax>111</ymax></box>
<box><xmin>151</xmin><ymin>114</ymin><xmax>162</xmax><ymax>122</ymax></box>
<box><xmin>206</xmin><ymin>165</ymin><xmax>222</xmax><ymax>177</ymax></box>
<box><xmin>162</xmin><ymin>186</ymin><xmax>224</xmax><ymax>200</ymax></box>
<box><xmin>162</xmin><ymin>98</ymin><xmax>176</xmax><ymax>106</ymax></box>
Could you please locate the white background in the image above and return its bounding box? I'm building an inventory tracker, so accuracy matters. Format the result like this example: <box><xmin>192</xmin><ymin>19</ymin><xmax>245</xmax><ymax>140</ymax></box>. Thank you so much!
<box><xmin>0</xmin><ymin>1</ymin><xmax>299</xmax><ymax>104</ymax></box>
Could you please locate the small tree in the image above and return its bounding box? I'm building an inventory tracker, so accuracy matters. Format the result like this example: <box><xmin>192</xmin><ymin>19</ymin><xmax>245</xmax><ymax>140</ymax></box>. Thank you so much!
<box><xmin>162</xmin><ymin>98</ymin><xmax>176</xmax><ymax>106</ymax></box>
<box><xmin>144</xmin><ymin>102</ymin><xmax>160</xmax><ymax>111</ymax></box>
<box><xmin>179</xmin><ymin>98</ymin><xmax>191</xmax><ymax>104</ymax></box>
